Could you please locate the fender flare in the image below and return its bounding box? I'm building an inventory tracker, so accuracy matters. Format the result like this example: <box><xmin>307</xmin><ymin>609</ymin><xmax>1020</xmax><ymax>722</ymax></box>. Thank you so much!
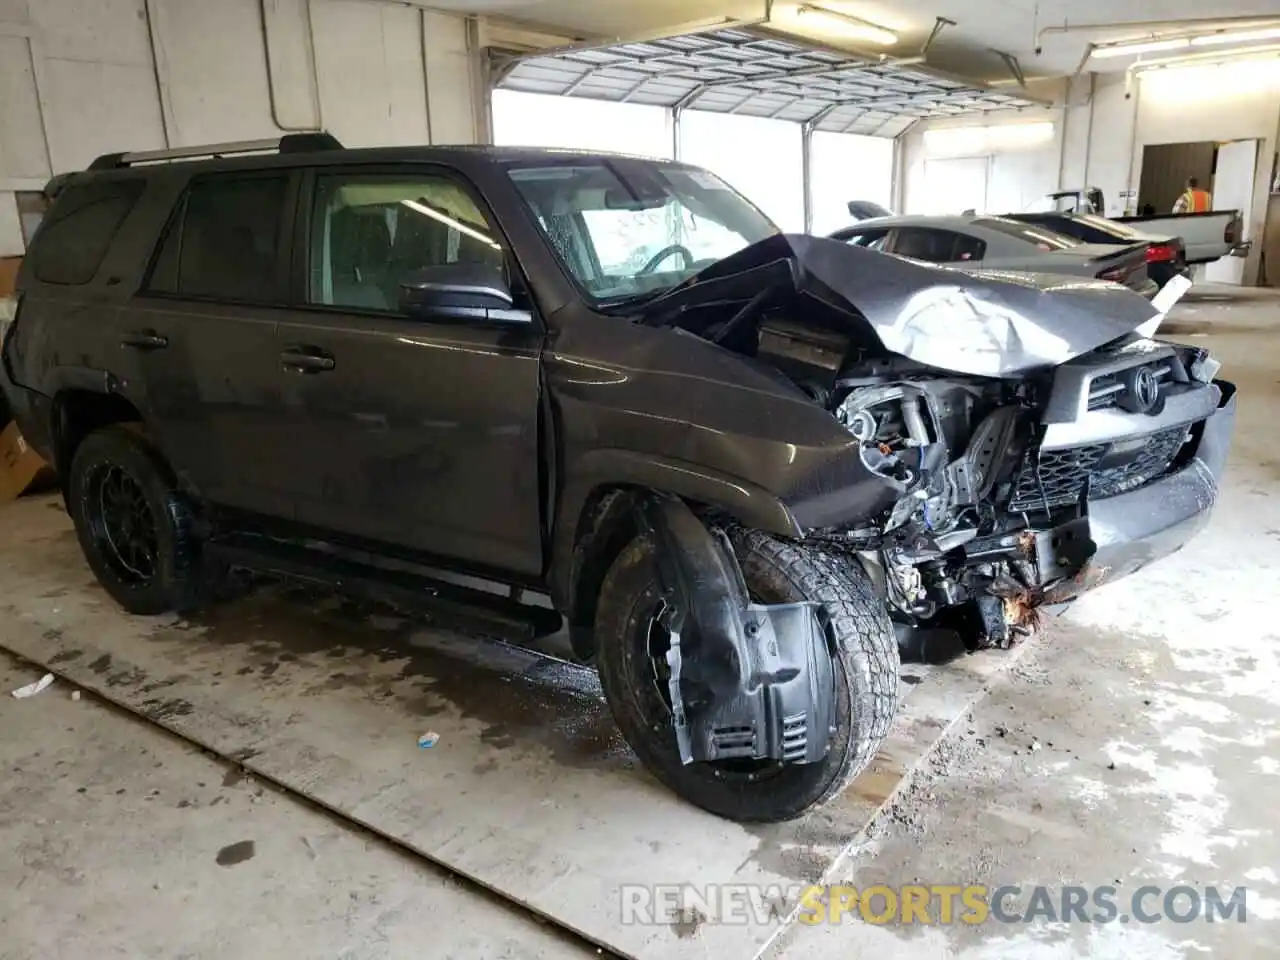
<box><xmin>548</xmin><ymin>449</ymin><xmax>801</xmax><ymax>647</ymax></box>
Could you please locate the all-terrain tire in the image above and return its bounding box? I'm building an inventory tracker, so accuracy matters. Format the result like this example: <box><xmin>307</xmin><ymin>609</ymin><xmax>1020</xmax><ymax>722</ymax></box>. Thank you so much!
<box><xmin>595</xmin><ymin>525</ymin><xmax>899</xmax><ymax>822</ymax></box>
<box><xmin>66</xmin><ymin>425</ymin><xmax>205</xmax><ymax>616</ymax></box>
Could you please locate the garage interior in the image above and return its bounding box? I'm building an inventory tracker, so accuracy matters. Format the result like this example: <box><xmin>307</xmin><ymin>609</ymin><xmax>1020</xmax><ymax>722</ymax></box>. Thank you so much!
<box><xmin>2</xmin><ymin>1</ymin><xmax>1280</xmax><ymax>959</ymax></box>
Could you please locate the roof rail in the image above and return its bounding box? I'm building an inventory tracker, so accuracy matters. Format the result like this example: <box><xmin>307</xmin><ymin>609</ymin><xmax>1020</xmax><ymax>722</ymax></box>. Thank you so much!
<box><xmin>87</xmin><ymin>132</ymin><xmax>344</xmax><ymax>170</ymax></box>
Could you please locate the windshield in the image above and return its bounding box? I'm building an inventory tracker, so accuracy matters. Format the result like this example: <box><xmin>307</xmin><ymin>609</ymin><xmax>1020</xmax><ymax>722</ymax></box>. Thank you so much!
<box><xmin>507</xmin><ymin>160</ymin><xmax>778</xmax><ymax>303</ymax></box>
<box><xmin>974</xmin><ymin>217</ymin><xmax>1081</xmax><ymax>250</ymax></box>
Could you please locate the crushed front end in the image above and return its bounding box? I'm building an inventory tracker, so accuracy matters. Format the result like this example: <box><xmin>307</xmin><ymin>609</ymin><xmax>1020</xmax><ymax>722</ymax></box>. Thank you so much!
<box><xmin>628</xmin><ymin>234</ymin><xmax>1237</xmax><ymax>654</ymax></box>
<box><xmin>826</xmin><ymin>337</ymin><xmax>1235</xmax><ymax>648</ymax></box>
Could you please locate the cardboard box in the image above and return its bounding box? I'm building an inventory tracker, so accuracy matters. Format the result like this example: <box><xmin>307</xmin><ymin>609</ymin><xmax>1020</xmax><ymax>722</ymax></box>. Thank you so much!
<box><xmin>0</xmin><ymin>256</ymin><xmax>20</xmax><ymax>298</ymax></box>
<box><xmin>0</xmin><ymin>420</ymin><xmax>55</xmax><ymax>502</ymax></box>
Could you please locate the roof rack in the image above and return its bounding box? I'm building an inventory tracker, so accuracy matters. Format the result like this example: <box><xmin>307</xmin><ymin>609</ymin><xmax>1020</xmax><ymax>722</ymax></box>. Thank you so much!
<box><xmin>87</xmin><ymin>132</ymin><xmax>344</xmax><ymax>170</ymax></box>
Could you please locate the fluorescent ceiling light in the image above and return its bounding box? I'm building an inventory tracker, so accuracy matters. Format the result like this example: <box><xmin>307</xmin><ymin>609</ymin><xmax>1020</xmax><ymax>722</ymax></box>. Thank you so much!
<box><xmin>401</xmin><ymin>199</ymin><xmax>501</xmax><ymax>250</ymax></box>
<box><xmin>794</xmin><ymin>5</ymin><xmax>897</xmax><ymax>46</ymax></box>
<box><xmin>1191</xmin><ymin>26</ymin><xmax>1280</xmax><ymax>46</ymax></box>
<box><xmin>1091</xmin><ymin>37</ymin><xmax>1191</xmax><ymax>58</ymax></box>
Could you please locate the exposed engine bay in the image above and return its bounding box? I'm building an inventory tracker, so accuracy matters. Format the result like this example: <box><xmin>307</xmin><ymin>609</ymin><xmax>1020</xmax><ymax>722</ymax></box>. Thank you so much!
<box><xmin>758</xmin><ymin>314</ymin><xmax>1221</xmax><ymax>651</ymax></box>
<box><xmin>635</xmin><ymin>234</ymin><xmax>1226</xmax><ymax>654</ymax></box>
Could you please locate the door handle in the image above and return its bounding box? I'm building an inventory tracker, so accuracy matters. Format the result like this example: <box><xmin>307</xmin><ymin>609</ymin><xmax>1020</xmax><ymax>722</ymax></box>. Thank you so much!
<box><xmin>120</xmin><ymin>330</ymin><xmax>169</xmax><ymax>351</ymax></box>
<box><xmin>281</xmin><ymin>346</ymin><xmax>335</xmax><ymax>374</ymax></box>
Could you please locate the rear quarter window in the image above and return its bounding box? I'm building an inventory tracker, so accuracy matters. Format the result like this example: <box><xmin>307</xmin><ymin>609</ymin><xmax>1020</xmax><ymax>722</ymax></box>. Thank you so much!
<box><xmin>28</xmin><ymin>180</ymin><xmax>144</xmax><ymax>285</ymax></box>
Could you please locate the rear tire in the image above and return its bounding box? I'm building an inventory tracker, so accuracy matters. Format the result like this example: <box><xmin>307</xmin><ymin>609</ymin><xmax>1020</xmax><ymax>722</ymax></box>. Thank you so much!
<box><xmin>595</xmin><ymin>526</ymin><xmax>898</xmax><ymax>822</ymax></box>
<box><xmin>66</xmin><ymin>425</ymin><xmax>205</xmax><ymax>616</ymax></box>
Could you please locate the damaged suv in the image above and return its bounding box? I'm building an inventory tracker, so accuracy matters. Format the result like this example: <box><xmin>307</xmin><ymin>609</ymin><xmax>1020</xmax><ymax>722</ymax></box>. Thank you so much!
<box><xmin>1</xmin><ymin>135</ymin><xmax>1236</xmax><ymax>822</ymax></box>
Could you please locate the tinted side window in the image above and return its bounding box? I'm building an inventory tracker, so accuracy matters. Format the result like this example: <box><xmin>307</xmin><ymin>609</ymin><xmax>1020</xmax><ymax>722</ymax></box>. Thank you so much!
<box><xmin>890</xmin><ymin>228</ymin><xmax>951</xmax><ymax>262</ymax></box>
<box><xmin>29</xmin><ymin>180</ymin><xmax>144</xmax><ymax>285</ymax></box>
<box><xmin>891</xmin><ymin>228</ymin><xmax>983</xmax><ymax>263</ymax></box>
<box><xmin>147</xmin><ymin>175</ymin><xmax>288</xmax><ymax>302</ymax></box>
<box><xmin>844</xmin><ymin>229</ymin><xmax>889</xmax><ymax>251</ymax></box>
<box><xmin>307</xmin><ymin>173</ymin><xmax>503</xmax><ymax>311</ymax></box>
<box><xmin>953</xmin><ymin>233</ymin><xmax>986</xmax><ymax>261</ymax></box>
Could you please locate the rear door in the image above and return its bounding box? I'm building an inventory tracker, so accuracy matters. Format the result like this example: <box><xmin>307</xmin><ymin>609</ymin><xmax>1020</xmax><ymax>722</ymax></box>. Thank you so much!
<box><xmin>126</xmin><ymin>170</ymin><xmax>298</xmax><ymax>517</ymax></box>
<box><xmin>272</xmin><ymin>165</ymin><xmax>545</xmax><ymax>576</ymax></box>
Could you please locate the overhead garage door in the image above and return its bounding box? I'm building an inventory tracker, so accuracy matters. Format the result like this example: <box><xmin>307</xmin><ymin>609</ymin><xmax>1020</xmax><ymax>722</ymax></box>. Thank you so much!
<box><xmin>492</xmin><ymin>26</ymin><xmax>1044</xmax><ymax>232</ymax></box>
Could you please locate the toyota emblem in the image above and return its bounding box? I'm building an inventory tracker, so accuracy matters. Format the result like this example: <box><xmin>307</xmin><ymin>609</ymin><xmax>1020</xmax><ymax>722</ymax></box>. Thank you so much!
<box><xmin>1118</xmin><ymin>365</ymin><xmax>1165</xmax><ymax>415</ymax></box>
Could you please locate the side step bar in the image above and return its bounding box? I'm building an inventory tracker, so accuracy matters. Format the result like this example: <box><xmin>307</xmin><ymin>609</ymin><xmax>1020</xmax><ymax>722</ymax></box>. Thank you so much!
<box><xmin>204</xmin><ymin>535</ymin><xmax>562</xmax><ymax>644</ymax></box>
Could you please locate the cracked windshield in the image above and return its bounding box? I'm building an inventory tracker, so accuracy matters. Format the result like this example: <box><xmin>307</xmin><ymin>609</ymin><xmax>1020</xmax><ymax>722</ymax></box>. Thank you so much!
<box><xmin>508</xmin><ymin>161</ymin><xmax>778</xmax><ymax>303</ymax></box>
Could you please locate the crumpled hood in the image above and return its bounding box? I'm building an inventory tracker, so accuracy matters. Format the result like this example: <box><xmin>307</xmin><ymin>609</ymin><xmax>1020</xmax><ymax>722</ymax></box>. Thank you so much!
<box><xmin>644</xmin><ymin>234</ymin><xmax>1166</xmax><ymax>377</ymax></box>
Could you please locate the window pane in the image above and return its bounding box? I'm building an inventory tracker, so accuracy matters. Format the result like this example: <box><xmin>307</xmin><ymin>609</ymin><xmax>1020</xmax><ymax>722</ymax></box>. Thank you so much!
<box><xmin>30</xmin><ymin>181</ymin><xmax>143</xmax><ymax>285</ymax></box>
<box><xmin>844</xmin><ymin>229</ymin><xmax>888</xmax><ymax>249</ymax></box>
<box><xmin>508</xmin><ymin>161</ymin><xmax>777</xmax><ymax>303</ymax></box>
<box><xmin>954</xmin><ymin>234</ymin><xmax>986</xmax><ymax>261</ymax></box>
<box><xmin>892</xmin><ymin>229</ymin><xmax>958</xmax><ymax>263</ymax></box>
<box><xmin>147</xmin><ymin>195</ymin><xmax>186</xmax><ymax>295</ymax></box>
<box><xmin>15</xmin><ymin>191</ymin><xmax>49</xmax><ymax>248</ymax></box>
<box><xmin>973</xmin><ymin>217</ymin><xmax>1079</xmax><ymax>250</ymax></box>
<box><xmin>158</xmin><ymin>176</ymin><xmax>287</xmax><ymax>301</ymax></box>
<box><xmin>308</xmin><ymin>174</ymin><xmax>502</xmax><ymax>310</ymax></box>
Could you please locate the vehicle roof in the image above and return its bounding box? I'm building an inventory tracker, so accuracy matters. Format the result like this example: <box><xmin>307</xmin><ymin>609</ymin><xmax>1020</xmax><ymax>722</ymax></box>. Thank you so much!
<box><xmin>836</xmin><ymin>214</ymin><xmax>1010</xmax><ymax>231</ymax></box>
<box><xmin>72</xmin><ymin>143</ymin><xmax>695</xmax><ymax>180</ymax></box>
<box><xmin>1010</xmin><ymin>211</ymin><xmax>1174</xmax><ymax>244</ymax></box>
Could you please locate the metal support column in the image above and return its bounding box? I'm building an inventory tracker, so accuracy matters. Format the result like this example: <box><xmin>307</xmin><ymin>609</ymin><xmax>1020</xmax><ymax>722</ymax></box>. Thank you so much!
<box><xmin>801</xmin><ymin>120</ymin><xmax>815</xmax><ymax>234</ymax></box>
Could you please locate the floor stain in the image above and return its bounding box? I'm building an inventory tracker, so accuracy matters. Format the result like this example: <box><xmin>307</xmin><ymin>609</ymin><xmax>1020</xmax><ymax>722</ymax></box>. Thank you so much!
<box><xmin>742</xmin><ymin>814</ymin><xmax>853</xmax><ymax>884</ymax></box>
<box><xmin>222</xmin><ymin>767</ymin><xmax>246</xmax><ymax>788</ymax></box>
<box><xmin>671</xmin><ymin>906</ymin><xmax>705</xmax><ymax>939</ymax></box>
<box><xmin>142</xmin><ymin>698</ymin><xmax>194</xmax><ymax>721</ymax></box>
<box><xmin>49</xmin><ymin>647</ymin><xmax>82</xmax><ymax>664</ymax></box>
<box><xmin>87</xmin><ymin>654</ymin><xmax>112</xmax><ymax>674</ymax></box>
<box><xmin>143</xmin><ymin>588</ymin><xmax>633</xmax><ymax>772</ymax></box>
<box><xmin>215</xmin><ymin>840</ymin><xmax>255</xmax><ymax>867</ymax></box>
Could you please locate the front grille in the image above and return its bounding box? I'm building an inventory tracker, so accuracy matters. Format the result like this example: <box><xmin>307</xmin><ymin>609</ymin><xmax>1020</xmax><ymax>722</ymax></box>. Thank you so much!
<box><xmin>1009</xmin><ymin>425</ymin><xmax>1191</xmax><ymax>512</ymax></box>
<box><xmin>1088</xmin><ymin>359</ymin><xmax>1178</xmax><ymax>410</ymax></box>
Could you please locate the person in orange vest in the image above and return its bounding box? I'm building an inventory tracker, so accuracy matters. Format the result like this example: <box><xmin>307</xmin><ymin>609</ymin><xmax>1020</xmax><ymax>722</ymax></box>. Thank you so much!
<box><xmin>1173</xmin><ymin>177</ymin><xmax>1212</xmax><ymax>214</ymax></box>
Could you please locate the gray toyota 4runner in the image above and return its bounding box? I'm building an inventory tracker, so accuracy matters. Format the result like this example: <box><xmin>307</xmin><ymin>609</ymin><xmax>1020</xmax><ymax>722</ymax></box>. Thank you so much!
<box><xmin>1</xmin><ymin>134</ymin><xmax>1237</xmax><ymax>822</ymax></box>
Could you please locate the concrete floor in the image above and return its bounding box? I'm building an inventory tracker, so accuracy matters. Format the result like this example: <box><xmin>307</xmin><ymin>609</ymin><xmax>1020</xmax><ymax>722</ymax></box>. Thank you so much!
<box><xmin>0</xmin><ymin>653</ymin><xmax>581</xmax><ymax>960</ymax></box>
<box><xmin>1</xmin><ymin>285</ymin><xmax>1277</xmax><ymax>959</ymax></box>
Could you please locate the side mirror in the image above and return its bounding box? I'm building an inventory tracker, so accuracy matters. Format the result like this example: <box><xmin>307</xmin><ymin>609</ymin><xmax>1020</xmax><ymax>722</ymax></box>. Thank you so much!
<box><xmin>398</xmin><ymin>263</ymin><xmax>532</xmax><ymax>326</ymax></box>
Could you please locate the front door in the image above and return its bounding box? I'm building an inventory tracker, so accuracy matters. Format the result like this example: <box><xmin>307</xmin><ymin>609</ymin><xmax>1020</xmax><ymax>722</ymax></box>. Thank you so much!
<box><xmin>274</xmin><ymin>166</ymin><xmax>545</xmax><ymax>577</ymax></box>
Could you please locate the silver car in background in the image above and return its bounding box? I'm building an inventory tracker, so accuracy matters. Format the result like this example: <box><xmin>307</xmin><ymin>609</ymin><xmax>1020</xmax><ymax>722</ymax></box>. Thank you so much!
<box><xmin>829</xmin><ymin>214</ymin><xmax>1160</xmax><ymax>300</ymax></box>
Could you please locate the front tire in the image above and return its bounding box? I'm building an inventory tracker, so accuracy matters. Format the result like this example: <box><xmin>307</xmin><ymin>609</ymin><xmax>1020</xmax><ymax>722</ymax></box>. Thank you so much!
<box><xmin>595</xmin><ymin>526</ymin><xmax>899</xmax><ymax>822</ymax></box>
<box><xmin>66</xmin><ymin>425</ymin><xmax>205</xmax><ymax>616</ymax></box>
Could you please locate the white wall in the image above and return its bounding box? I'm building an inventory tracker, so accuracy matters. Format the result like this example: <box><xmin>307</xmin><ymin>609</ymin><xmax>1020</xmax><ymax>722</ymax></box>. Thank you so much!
<box><xmin>900</xmin><ymin>64</ymin><xmax>1280</xmax><ymax>284</ymax></box>
<box><xmin>0</xmin><ymin>0</ymin><xmax>484</xmax><ymax>255</ymax></box>
<box><xmin>900</xmin><ymin>112</ymin><xmax>1064</xmax><ymax>216</ymax></box>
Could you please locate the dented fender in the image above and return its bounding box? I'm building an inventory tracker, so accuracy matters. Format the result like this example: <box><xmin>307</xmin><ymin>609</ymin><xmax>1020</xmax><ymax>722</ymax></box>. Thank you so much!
<box><xmin>636</xmin><ymin>494</ymin><xmax>836</xmax><ymax>766</ymax></box>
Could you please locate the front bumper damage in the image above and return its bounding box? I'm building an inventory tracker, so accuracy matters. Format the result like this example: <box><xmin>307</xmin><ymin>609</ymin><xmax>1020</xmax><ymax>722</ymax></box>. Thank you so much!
<box><xmin>638</xmin><ymin>495</ymin><xmax>835</xmax><ymax>766</ymax></box>
<box><xmin>1008</xmin><ymin>380</ymin><xmax>1237</xmax><ymax>605</ymax></box>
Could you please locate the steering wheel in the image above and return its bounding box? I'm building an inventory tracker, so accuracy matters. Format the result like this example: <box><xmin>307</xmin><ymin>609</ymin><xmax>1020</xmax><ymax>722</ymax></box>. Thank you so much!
<box><xmin>638</xmin><ymin>244</ymin><xmax>694</xmax><ymax>275</ymax></box>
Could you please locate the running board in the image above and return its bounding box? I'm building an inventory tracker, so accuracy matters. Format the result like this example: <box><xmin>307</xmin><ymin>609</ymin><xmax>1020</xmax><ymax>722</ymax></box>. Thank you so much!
<box><xmin>204</xmin><ymin>535</ymin><xmax>563</xmax><ymax>643</ymax></box>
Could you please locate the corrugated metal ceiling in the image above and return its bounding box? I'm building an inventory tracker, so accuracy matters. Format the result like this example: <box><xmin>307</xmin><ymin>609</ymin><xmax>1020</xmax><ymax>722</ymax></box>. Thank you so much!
<box><xmin>495</xmin><ymin>27</ymin><xmax>1041</xmax><ymax>138</ymax></box>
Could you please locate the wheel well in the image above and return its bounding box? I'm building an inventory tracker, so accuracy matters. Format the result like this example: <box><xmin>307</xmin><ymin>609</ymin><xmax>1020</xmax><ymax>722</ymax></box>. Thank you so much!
<box><xmin>51</xmin><ymin>390</ymin><xmax>146</xmax><ymax>476</ymax></box>
<box><xmin>566</xmin><ymin>486</ymin><xmax>641</xmax><ymax>659</ymax></box>
<box><xmin>566</xmin><ymin>485</ymin><xmax>736</xmax><ymax>660</ymax></box>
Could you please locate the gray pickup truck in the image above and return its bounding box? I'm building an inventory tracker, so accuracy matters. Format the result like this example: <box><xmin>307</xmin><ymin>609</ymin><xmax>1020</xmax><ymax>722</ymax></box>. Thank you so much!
<box><xmin>1035</xmin><ymin>188</ymin><xmax>1244</xmax><ymax>265</ymax></box>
